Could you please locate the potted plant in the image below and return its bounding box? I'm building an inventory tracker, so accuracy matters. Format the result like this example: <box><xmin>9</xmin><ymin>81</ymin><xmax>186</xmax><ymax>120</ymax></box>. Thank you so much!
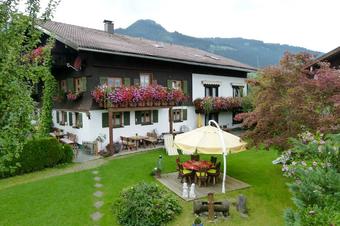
<box><xmin>193</xmin><ymin>217</ymin><xmax>203</xmax><ymax>226</ymax></box>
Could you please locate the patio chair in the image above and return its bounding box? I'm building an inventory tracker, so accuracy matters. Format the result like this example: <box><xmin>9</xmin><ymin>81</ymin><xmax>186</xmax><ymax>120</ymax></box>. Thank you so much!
<box><xmin>207</xmin><ymin>162</ymin><xmax>221</xmax><ymax>185</ymax></box>
<box><xmin>210</xmin><ymin>156</ymin><xmax>218</xmax><ymax>165</ymax></box>
<box><xmin>145</xmin><ymin>132</ymin><xmax>158</xmax><ymax>147</ymax></box>
<box><xmin>121</xmin><ymin>136</ymin><xmax>136</xmax><ymax>150</ymax></box>
<box><xmin>191</xmin><ymin>154</ymin><xmax>200</xmax><ymax>161</ymax></box>
<box><xmin>178</xmin><ymin>163</ymin><xmax>193</xmax><ymax>183</ymax></box>
<box><xmin>195</xmin><ymin>167</ymin><xmax>209</xmax><ymax>187</ymax></box>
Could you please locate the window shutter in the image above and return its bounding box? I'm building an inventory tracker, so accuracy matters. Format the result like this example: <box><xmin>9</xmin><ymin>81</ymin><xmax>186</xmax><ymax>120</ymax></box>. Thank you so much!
<box><xmin>81</xmin><ymin>77</ymin><xmax>87</xmax><ymax>92</ymax></box>
<box><xmin>63</xmin><ymin>112</ymin><xmax>68</xmax><ymax>123</ymax></box>
<box><xmin>66</xmin><ymin>78</ymin><xmax>74</xmax><ymax>92</ymax></box>
<box><xmin>133</xmin><ymin>78</ymin><xmax>140</xmax><ymax>86</ymax></box>
<box><xmin>102</xmin><ymin>112</ymin><xmax>108</xmax><ymax>128</ymax></box>
<box><xmin>135</xmin><ymin>111</ymin><xmax>141</xmax><ymax>124</ymax></box>
<box><xmin>183</xmin><ymin>109</ymin><xmax>187</xmax><ymax>121</ymax></box>
<box><xmin>167</xmin><ymin>80</ymin><xmax>172</xmax><ymax>89</ymax></box>
<box><xmin>152</xmin><ymin>110</ymin><xmax>158</xmax><ymax>123</ymax></box>
<box><xmin>56</xmin><ymin>111</ymin><xmax>60</xmax><ymax>123</ymax></box>
<box><xmin>99</xmin><ymin>77</ymin><xmax>107</xmax><ymax>85</ymax></box>
<box><xmin>69</xmin><ymin>112</ymin><xmax>73</xmax><ymax>126</ymax></box>
<box><xmin>123</xmin><ymin>112</ymin><xmax>130</xmax><ymax>126</ymax></box>
<box><xmin>183</xmin><ymin>80</ymin><xmax>188</xmax><ymax>95</ymax></box>
<box><xmin>123</xmin><ymin>78</ymin><xmax>131</xmax><ymax>86</ymax></box>
<box><xmin>78</xmin><ymin>113</ymin><xmax>83</xmax><ymax>128</ymax></box>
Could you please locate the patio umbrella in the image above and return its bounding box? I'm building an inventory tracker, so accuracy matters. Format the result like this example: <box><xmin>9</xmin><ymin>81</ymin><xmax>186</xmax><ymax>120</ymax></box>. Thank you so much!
<box><xmin>174</xmin><ymin>120</ymin><xmax>246</xmax><ymax>193</ymax></box>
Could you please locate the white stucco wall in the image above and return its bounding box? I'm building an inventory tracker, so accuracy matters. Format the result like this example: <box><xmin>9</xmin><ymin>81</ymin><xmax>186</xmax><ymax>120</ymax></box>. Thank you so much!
<box><xmin>192</xmin><ymin>73</ymin><xmax>247</xmax><ymax>128</ymax></box>
<box><xmin>52</xmin><ymin>106</ymin><xmax>196</xmax><ymax>145</ymax></box>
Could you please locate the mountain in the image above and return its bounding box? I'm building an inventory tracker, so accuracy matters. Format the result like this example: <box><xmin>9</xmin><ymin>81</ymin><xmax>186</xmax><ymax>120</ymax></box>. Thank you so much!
<box><xmin>116</xmin><ymin>19</ymin><xmax>321</xmax><ymax>68</ymax></box>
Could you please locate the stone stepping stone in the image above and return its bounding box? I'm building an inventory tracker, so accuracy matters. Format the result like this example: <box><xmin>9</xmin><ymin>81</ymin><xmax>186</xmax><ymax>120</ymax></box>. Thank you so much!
<box><xmin>92</xmin><ymin>170</ymin><xmax>99</xmax><ymax>175</ymax></box>
<box><xmin>90</xmin><ymin>211</ymin><xmax>103</xmax><ymax>221</ymax></box>
<box><xmin>93</xmin><ymin>191</ymin><xmax>103</xmax><ymax>197</ymax></box>
<box><xmin>94</xmin><ymin>200</ymin><xmax>104</xmax><ymax>209</ymax></box>
<box><xmin>94</xmin><ymin>176</ymin><xmax>101</xmax><ymax>181</ymax></box>
<box><xmin>94</xmin><ymin>183</ymin><xmax>103</xmax><ymax>188</ymax></box>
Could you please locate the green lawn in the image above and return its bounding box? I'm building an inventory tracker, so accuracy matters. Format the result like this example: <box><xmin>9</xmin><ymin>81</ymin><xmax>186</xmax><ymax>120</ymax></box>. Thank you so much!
<box><xmin>0</xmin><ymin>149</ymin><xmax>292</xmax><ymax>226</ymax></box>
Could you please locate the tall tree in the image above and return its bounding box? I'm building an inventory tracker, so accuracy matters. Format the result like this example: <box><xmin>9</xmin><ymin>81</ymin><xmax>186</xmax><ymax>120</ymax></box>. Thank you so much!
<box><xmin>237</xmin><ymin>53</ymin><xmax>340</xmax><ymax>149</ymax></box>
<box><xmin>0</xmin><ymin>0</ymin><xmax>59</xmax><ymax>175</ymax></box>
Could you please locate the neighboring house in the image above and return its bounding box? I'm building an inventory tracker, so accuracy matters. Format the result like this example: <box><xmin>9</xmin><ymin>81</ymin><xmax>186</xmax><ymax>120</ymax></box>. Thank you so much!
<box><xmin>307</xmin><ymin>46</ymin><xmax>340</xmax><ymax>71</ymax></box>
<box><xmin>38</xmin><ymin>20</ymin><xmax>255</xmax><ymax>146</ymax></box>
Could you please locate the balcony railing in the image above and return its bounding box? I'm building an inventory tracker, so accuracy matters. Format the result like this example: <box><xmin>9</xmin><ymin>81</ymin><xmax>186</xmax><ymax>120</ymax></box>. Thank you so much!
<box><xmin>91</xmin><ymin>84</ymin><xmax>188</xmax><ymax>109</ymax></box>
<box><xmin>193</xmin><ymin>97</ymin><xmax>242</xmax><ymax>113</ymax></box>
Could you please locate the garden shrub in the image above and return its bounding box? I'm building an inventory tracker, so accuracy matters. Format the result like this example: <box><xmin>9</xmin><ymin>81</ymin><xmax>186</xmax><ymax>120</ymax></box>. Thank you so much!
<box><xmin>60</xmin><ymin>144</ymin><xmax>74</xmax><ymax>163</ymax></box>
<box><xmin>277</xmin><ymin>132</ymin><xmax>340</xmax><ymax>226</ymax></box>
<box><xmin>2</xmin><ymin>137</ymin><xmax>73</xmax><ymax>177</ymax></box>
<box><xmin>113</xmin><ymin>182</ymin><xmax>182</xmax><ymax>226</ymax></box>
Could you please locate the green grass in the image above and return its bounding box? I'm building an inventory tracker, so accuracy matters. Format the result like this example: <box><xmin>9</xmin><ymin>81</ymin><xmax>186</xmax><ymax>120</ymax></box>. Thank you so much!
<box><xmin>0</xmin><ymin>149</ymin><xmax>292</xmax><ymax>226</ymax></box>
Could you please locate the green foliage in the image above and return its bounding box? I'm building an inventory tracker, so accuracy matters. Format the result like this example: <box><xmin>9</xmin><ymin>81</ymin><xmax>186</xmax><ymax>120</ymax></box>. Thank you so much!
<box><xmin>240</xmin><ymin>53</ymin><xmax>340</xmax><ymax>149</ymax></box>
<box><xmin>279</xmin><ymin>132</ymin><xmax>340</xmax><ymax>226</ymax></box>
<box><xmin>1</xmin><ymin>137</ymin><xmax>73</xmax><ymax>178</ymax></box>
<box><xmin>0</xmin><ymin>0</ymin><xmax>59</xmax><ymax>175</ymax></box>
<box><xmin>113</xmin><ymin>182</ymin><xmax>182</xmax><ymax>226</ymax></box>
<box><xmin>60</xmin><ymin>144</ymin><xmax>74</xmax><ymax>163</ymax></box>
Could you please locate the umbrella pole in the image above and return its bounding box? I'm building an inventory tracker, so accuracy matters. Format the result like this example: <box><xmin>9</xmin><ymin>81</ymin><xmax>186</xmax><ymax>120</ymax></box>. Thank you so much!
<box><xmin>222</xmin><ymin>153</ymin><xmax>227</xmax><ymax>193</ymax></box>
<box><xmin>208</xmin><ymin>120</ymin><xmax>227</xmax><ymax>193</ymax></box>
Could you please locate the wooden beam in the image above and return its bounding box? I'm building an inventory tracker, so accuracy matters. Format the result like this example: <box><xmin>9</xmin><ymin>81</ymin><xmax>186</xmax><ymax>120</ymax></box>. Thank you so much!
<box><xmin>108</xmin><ymin>108</ymin><xmax>113</xmax><ymax>154</ymax></box>
<box><xmin>169</xmin><ymin>107</ymin><xmax>173</xmax><ymax>134</ymax></box>
<box><xmin>108</xmin><ymin>105</ymin><xmax>174</xmax><ymax>112</ymax></box>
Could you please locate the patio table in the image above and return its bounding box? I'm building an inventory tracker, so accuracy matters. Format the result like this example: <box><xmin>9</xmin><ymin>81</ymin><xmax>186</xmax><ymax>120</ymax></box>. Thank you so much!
<box><xmin>182</xmin><ymin>160</ymin><xmax>213</xmax><ymax>171</ymax></box>
<box><xmin>129</xmin><ymin>135</ymin><xmax>148</xmax><ymax>149</ymax></box>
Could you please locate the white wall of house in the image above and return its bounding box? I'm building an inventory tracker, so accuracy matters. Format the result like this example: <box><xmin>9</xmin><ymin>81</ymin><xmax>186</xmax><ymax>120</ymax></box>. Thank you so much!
<box><xmin>192</xmin><ymin>73</ymin><xmax>247</xmax><ymax>99</ymax></box>
<box><xmin>192</xmin><ymin>73</ymin><xmax>247</xmax><ymax>128</ymax></box>
<box><xmin>52</xmin><ymin>106</ymin><xmax>196</xmax><ymax>146</ymax></box>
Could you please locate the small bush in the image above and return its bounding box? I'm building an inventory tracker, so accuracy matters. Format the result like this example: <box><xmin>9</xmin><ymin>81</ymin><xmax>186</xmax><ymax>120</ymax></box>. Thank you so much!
<box><xmin>60</xmin><ymin>144</ymin><xmax>74</xmax><ymax>163</ymax></box>
<box><xmin>113</xmin><ymin>182</ymin><xmax>182</xmax><ymax>226</ymax></box>
<box><xmin>1</xmin><ymin>137</ymin><xmax>73</xmax><ymax>177</ymax></box>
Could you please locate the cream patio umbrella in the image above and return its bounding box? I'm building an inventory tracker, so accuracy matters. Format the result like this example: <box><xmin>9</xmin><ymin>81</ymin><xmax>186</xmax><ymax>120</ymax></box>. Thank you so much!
<box><xmin>174</xmin><ymin>120</ymin><xmax>246</xmax><ymax>193</ymax></box>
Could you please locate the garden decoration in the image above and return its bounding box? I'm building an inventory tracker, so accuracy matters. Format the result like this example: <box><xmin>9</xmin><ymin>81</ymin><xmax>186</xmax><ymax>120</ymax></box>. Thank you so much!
<box><xmin>189</xmin><ymin>183</ymin><xmax>196</xmax><ymax>199</ymax></box>
<box><xmin>193</xmin><ymin>199</ymin><xmax>230</xmax><ymax>217</ymax></box>
<box><xmin>182</xmin><ymin>182</ymin><xmax>189</xmax><ymax>198</ymax></box>
<box><xmin>236</xmin><ymin>195</ymin><xmax>248</xmax><ymax>216</ymax></box>
<box><xmin>156</xmin><ymin>155</ymin><xmax>163</xmax><ymax>178</ymax></box>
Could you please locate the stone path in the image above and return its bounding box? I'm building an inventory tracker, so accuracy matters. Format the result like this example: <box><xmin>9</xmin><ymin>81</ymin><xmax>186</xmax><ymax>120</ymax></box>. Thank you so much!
<box><xmin>90</xmin><ymin>169</ymin><xmax>104</xmax><ymax>222</ymax></box>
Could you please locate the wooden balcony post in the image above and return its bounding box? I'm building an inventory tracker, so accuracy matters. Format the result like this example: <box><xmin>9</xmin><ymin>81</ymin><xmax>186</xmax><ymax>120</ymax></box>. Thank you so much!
<box><xmin>108</xmin><ymin>108</ymin><xmax>113</xmax><ymax>154</ymax></box>
<box><xmin>169</xmin><ymin>107</ymin><xmax>173</xmax><ymax>134</ymax></box>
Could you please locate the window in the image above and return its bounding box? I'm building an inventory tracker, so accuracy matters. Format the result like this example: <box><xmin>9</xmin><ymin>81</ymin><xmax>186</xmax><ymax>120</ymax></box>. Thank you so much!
<box><xmin>60</xmin><ymin>111</ymin><xmax>67</xmax><ymax>125</ymax></box>
<box><xmin>205</xmin><ymin>113</ymin><xmax>219</xmax><ymax>125</ymax></box>
<box><xmin>107</xmin><ymin>77</ymin><xmax>122</xmax><ymax>88</ymax></box>
<box><xmin>135</xmin><ymin>110</ymin><xmax>158</xmax><ymax>125</ymax></box>
<box><xmin>172</xmin><ymin>80</ymin><xmax>182</xmax><ymax>90</ymax></box>
<box><xmin>172</xmin><ymin>109</ymin><xmax>188</xmax><ymax>122</ymax></box>
<box><xmin>232</xmin><ymin>86</ymin><xmax>244</xmax><ymax>97</ymax></box>
<box><xmin>74</xmin><ymin>78</ymin><xmax>82</xmax><ymax>93</ymax></box>
<box><xmin>140</xmin><ymin>73</ymin><xmax>152</xmax><ymax>87</ymax></box>
<box><xmin>60</xmin><ymin>80</ymin><xmax>67</xmax><ymax>92</ymax></box>
<box><xmin>102</xmin><ymin>112</ymin><xmax>129</xmax><ymax>128</ymax></box>
<box><xmin>75</xmin><ymin>112</ymin><xmax>83</xmax><ymax>128</ymax></box>
<box><xmin>204</xmin><ymin>85</ymin><xmax>219</xmax><ymax>97</ymax></box>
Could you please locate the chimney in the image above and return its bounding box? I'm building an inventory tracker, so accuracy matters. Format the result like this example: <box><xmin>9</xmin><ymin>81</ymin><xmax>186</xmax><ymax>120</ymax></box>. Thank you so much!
<box><xmin>103</xmin><ymin>20</ymin><xmax>114</xmax><ymax>34</ymax></box>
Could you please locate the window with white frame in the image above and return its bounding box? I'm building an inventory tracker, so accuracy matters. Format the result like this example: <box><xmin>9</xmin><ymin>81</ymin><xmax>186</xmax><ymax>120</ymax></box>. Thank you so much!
<box><xmin>140</xmin><ymin>73</ymin><xmax>151</xmax><ymax>87</ymax></box>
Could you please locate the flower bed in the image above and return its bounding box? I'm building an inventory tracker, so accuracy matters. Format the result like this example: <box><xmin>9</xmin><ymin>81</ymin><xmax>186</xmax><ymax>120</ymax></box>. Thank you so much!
<box><xmin>91</xmin><ymin>84</ymin><xmax>187</xmax><ymax>108</ymax></box>
<box><xmin>193</xmin><ymin>96</ymin><xmax>242</xmax><ymax>113</ymax></box>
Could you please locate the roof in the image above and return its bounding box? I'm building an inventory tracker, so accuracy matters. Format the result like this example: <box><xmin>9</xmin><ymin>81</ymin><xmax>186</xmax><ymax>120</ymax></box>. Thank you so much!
<box><xmin>305</xmin><ymin>46</ymin><xmax>340</xmax><ymax>68</ymax></box>
<box><xmin>38</xmin><ymin>21</ymin><xmax>256</xmax><ymax>72</ymax></box>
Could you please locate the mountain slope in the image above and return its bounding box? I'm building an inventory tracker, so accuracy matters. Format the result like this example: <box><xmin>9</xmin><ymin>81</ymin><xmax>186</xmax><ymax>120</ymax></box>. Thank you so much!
<box><xmin>116</xmin><ymin>19</ymin><xmax>321</xmax><ymax>68</ymax></box>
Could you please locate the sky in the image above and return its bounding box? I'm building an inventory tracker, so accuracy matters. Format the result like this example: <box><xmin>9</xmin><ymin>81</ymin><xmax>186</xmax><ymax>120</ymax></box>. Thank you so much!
<box><xmin>37</xmin><ymin>0</ymin><xmax>339</xmax><ymax>53</ymax></box>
